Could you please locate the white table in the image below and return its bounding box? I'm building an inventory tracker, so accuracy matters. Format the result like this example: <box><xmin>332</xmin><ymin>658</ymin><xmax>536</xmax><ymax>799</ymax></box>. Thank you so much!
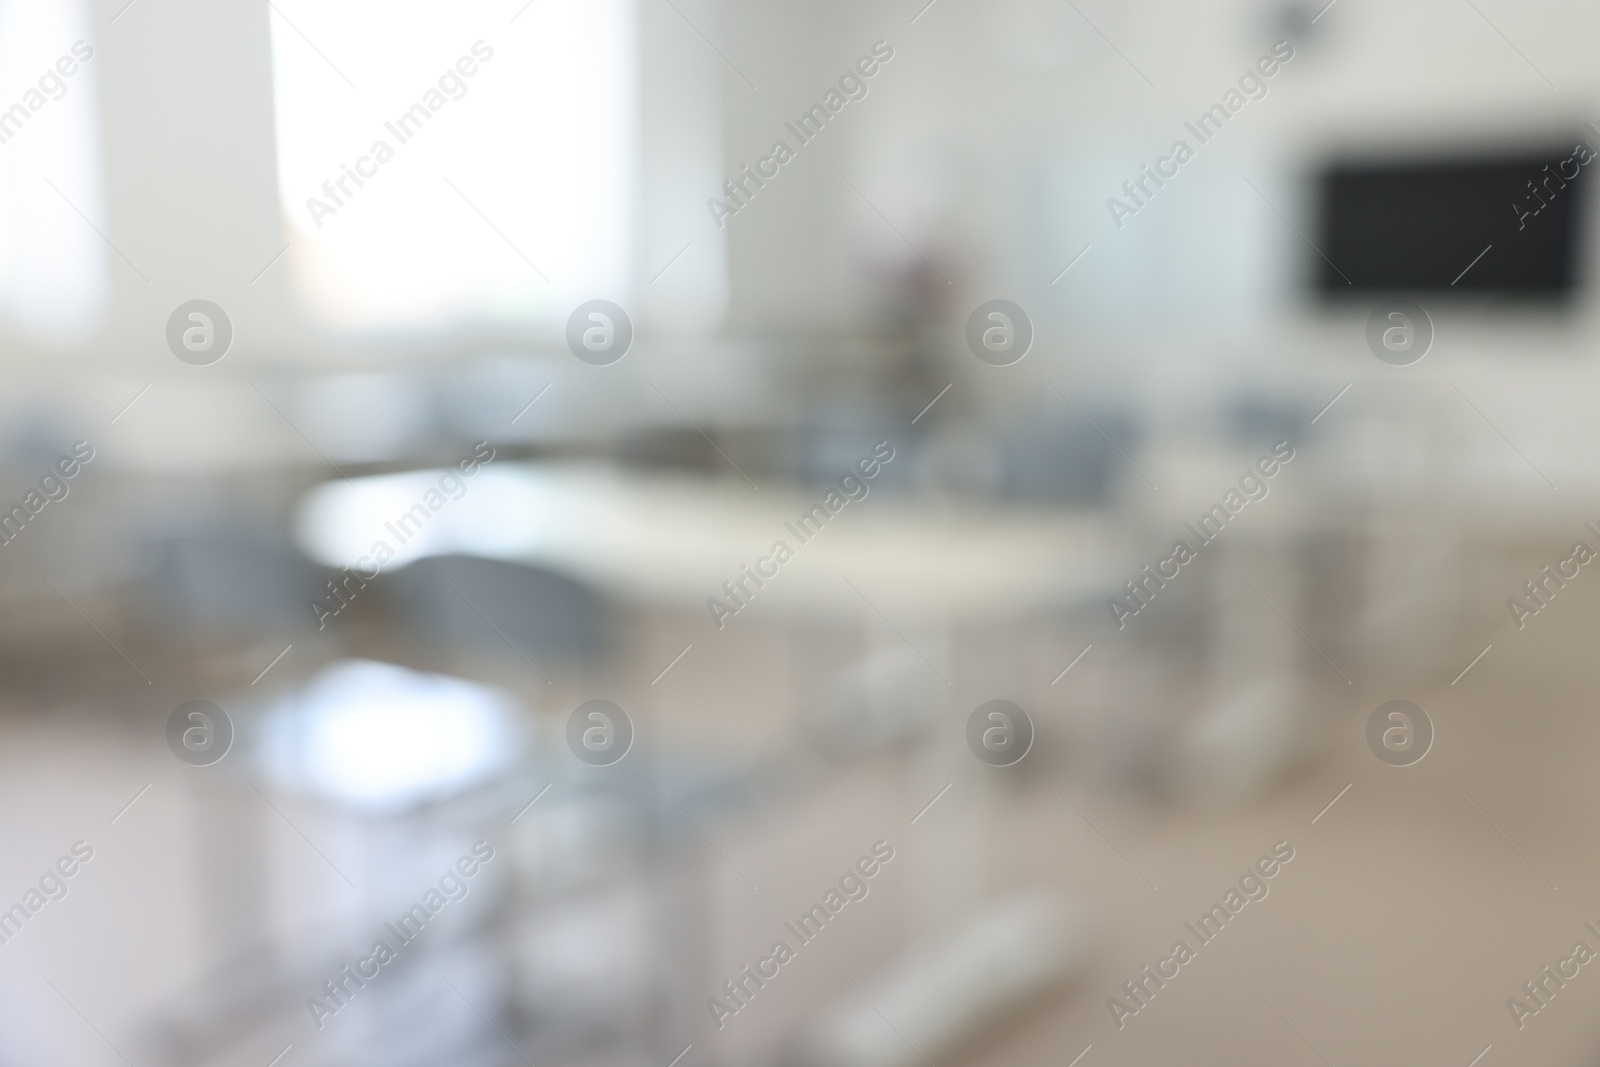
<box><xmin>293</xmin><ymin>462</ymin><xmax>1120</xmax><ymax>618</ymax></box>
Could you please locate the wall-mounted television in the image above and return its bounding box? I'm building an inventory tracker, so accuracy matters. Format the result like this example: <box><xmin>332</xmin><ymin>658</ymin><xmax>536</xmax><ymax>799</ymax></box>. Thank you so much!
<box><xmin>1314</xmin><ymin>141</ymin><xmax>1590</xmax><ymax>296</ymax></box>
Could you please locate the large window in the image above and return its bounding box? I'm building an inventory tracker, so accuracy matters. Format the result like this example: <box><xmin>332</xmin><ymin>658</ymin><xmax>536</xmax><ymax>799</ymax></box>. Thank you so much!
<box><xmin>270</xmin><ymin>0</ymin><xmax>637</xmax><ymax>330</ymax></box>
<box><xmin>0</xmin><ymin>0</ymin><xmax>105</xmax><ymax>343</ymax></box>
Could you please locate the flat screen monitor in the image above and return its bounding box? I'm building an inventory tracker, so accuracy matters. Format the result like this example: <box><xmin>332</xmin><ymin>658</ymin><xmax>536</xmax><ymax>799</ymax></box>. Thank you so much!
<box><xmin>1314</xmin><ymin>142</ymin><xmax>1589</xmax><ymax>296</ymax></box>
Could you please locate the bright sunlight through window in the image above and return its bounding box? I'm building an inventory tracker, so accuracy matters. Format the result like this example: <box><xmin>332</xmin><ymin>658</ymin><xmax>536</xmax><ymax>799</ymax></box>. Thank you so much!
<box><xmin>0</xmin><ymin>0</ymin><xmax>106</xmax><ymax>344</ymax></box>
<box><xmin>269</xmin><ymin>0</ymin><xmax>637</xmax><ymax>330</ymax></box>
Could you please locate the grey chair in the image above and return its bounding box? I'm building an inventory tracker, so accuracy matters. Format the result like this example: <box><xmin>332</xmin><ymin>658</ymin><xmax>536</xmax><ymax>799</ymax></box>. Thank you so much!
<box><xmin>385</xmin><ymin>554</ymin><xmax>610</xmax><ymax>665</ymax></box>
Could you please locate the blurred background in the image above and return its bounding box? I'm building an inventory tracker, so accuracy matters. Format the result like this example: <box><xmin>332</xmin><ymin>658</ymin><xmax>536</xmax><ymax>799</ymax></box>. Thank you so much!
<box><xmin>4</xmin><ymin>0</ymin><xmax>1600</xmax><ymax>1064</ymax></box>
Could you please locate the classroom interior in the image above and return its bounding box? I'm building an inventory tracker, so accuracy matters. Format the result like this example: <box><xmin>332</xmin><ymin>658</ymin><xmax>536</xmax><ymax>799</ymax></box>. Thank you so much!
<box><xmin>2</xmin><ymin>1</ymin><xmax>1600</xmax><ymax>1065</ymax></box>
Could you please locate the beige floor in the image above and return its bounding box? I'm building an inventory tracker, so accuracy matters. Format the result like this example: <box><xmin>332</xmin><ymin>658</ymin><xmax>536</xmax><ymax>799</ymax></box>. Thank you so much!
<box><xmin>6</xmin><ymin>546</ymin><xmax>1600</xmax><ymax>1067</ymax></box>
<box><xmin>679</xmin><ymin>538</ymin><xmax>1600</xmax><ymax>1067</ymax></box>
<box><xmin>952</xmin><ymin>613</ymin><xmax>1600</xmax><ymax>1067</ymax></box>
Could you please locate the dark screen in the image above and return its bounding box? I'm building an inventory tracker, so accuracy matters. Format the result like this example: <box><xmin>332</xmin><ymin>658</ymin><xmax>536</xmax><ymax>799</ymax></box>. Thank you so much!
<box><xmin>1315</xmin><ymin>144</ymin><xmax>1589</xmax><ymax>295</ymax></box>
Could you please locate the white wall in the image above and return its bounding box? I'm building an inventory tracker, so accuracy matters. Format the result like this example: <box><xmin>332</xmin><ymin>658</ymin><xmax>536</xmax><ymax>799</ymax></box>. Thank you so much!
<box><xmin>711</xmin><ymin>0</ymin><xmax>1600</xmax><ymax>351</ymax></box>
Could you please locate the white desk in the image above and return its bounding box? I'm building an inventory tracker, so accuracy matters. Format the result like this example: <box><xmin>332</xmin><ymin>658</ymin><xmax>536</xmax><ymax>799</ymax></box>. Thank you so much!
<box><xmin>294</xmin><ymin>463</ymin><xmax>1120</xmax><ymax>618</ymax></box>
